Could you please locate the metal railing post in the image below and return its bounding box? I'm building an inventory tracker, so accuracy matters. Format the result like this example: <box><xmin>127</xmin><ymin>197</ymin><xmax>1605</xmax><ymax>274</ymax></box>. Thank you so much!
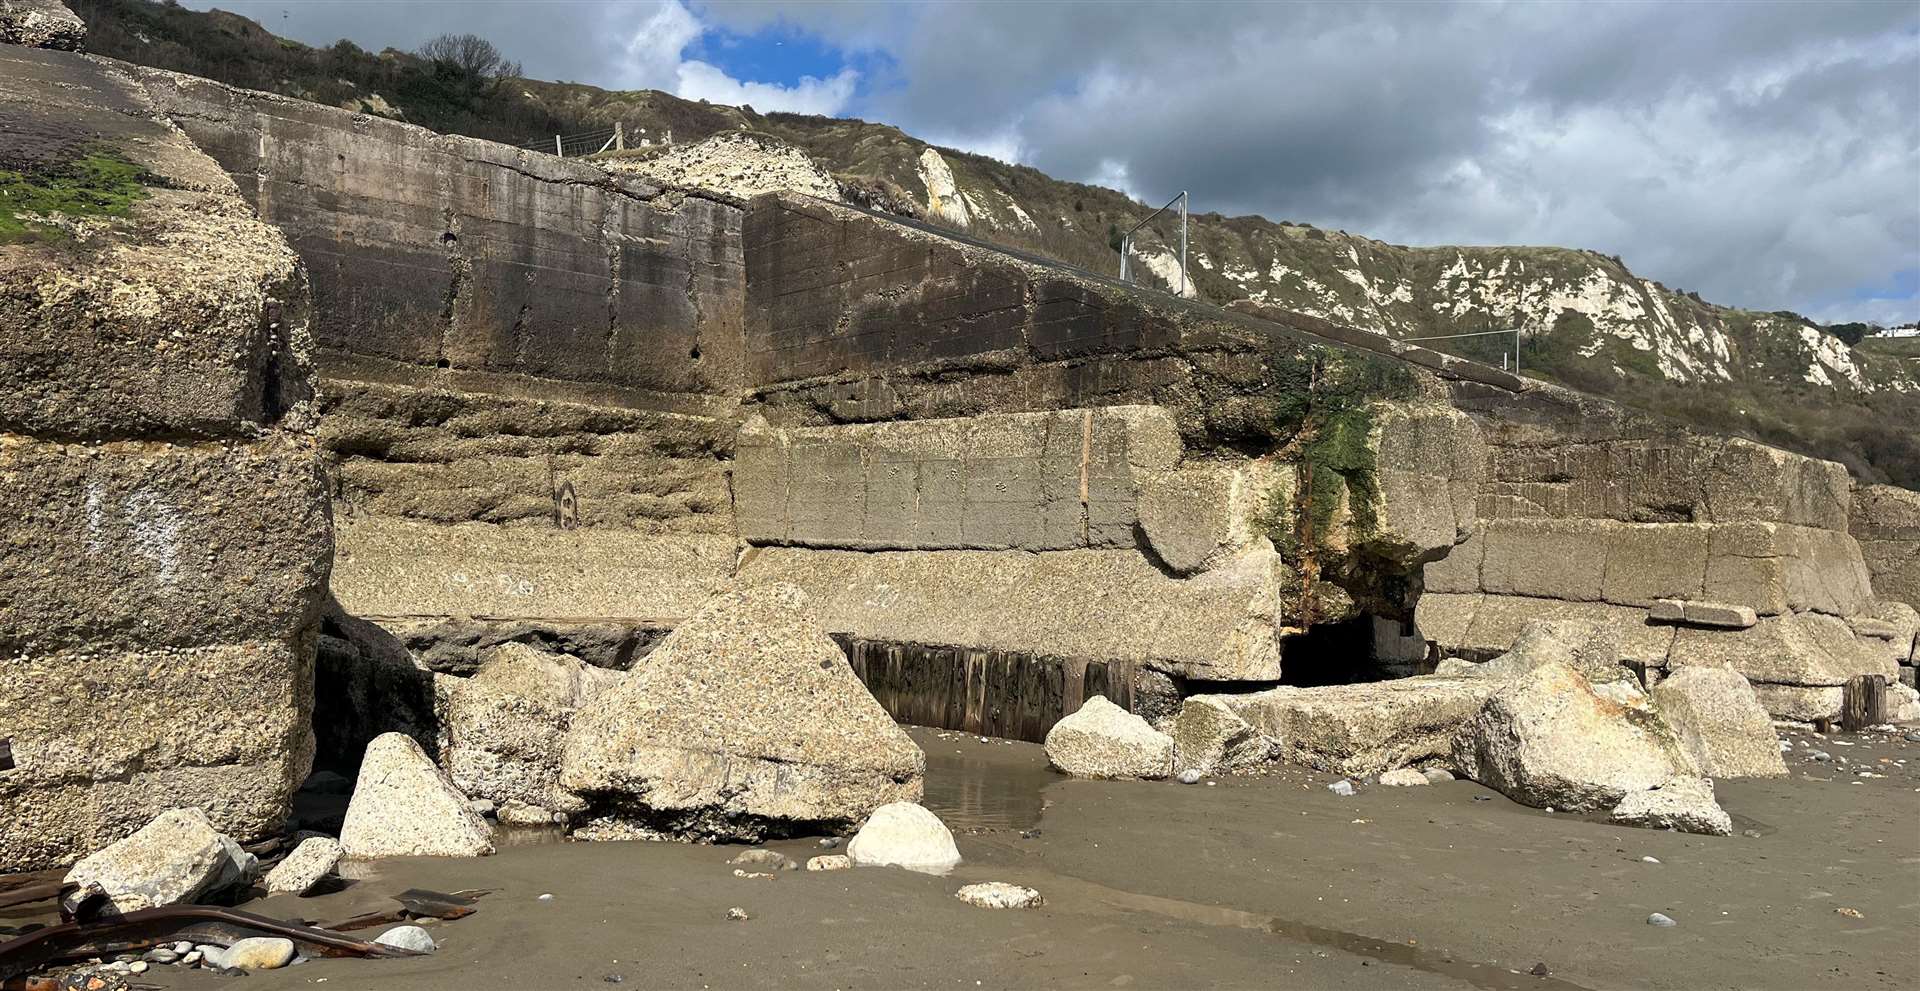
<box><xmin>555</xmin><ymin>134</ymin><xmax>563</xmax><ymax>158</ymax></box>
<box><xmin>1178</xmin><ymin>190</ymin><xmax>1188</xmax><ymax>296</ymax></box>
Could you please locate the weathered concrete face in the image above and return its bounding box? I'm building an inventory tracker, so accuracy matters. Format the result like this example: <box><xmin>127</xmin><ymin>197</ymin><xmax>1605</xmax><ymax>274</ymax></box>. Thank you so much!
<box><xmin>0</xmin><ymin>46</ymin><xmax>329</xmax><ymax>869</ymax></box>
<box><xmin>1419</xmin><ymin>380</ymin><xmax>1893</xmax><ymax>720</ymax></box>
<box><xmin>1851</xmin><ymin>484</ymin><xmax>1920</xmax><ymax>610</ymax></box>
<box><xmin>116</xmin><ymin>66</ymin><xmax>752</xmax><ymax>765</ymax></box>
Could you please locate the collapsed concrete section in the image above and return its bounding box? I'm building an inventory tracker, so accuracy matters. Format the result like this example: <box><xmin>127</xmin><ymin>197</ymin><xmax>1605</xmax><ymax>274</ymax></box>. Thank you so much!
<box><xmin>0</xmin><ymin>45</ymin><xmax>330</xmax><ymax>869</ymax></box>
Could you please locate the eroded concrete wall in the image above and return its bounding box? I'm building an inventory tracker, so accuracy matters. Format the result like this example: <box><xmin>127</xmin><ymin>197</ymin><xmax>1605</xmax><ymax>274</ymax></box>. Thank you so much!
<box><xmin>0</xmin><ymin>46</ymin><xmax>329</xmax><ymax>868</ymax></box>
<box><xmin>1420</xmin><ymin>382</ymin><xmax>1894</xmax><ymax>719</ymax></box>
<box><xmin>1852</xmin><ymin>484</ymin><xmax>1920</xmax><ymax>611</ymax></box>
<box><xmin>127</xmin><ymin>68</ymin><xmax>748</xmax><ymax>640</ymax></box>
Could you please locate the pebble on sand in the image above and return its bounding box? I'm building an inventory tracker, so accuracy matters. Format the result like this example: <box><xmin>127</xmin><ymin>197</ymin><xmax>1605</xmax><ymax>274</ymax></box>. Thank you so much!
<box><xmin>1327</xmin><ymin>779</ymin><xmax>1356</xmax><ymax>796</ymax></box>
<box><xmin>1177</xmin><ymin>768</ymin><xmax>1203</xmax><ymax>785</ymax></box>
<box><xmin>806</xmin><ymin>855</ymin><xmax>852</xmax><ymax>871</ymax></box>
<box><xmin>955</xmin><ymin>882</ymin><xmax>1044</xmax><ymax>909</ymax></box>
<box><xmin>222</xmin><ymin>936</ymin><xmax>297</xmax><ymax>970</ymax></box>
<box><xmin>1647</xmin><ymin>913</ymin><xmax>1677</xmax><ymax>927</ymax></box>
<box><xmin>727</xmin><ymin>907</ymin><xmax>749</xmax><ymax>921</ymax></box>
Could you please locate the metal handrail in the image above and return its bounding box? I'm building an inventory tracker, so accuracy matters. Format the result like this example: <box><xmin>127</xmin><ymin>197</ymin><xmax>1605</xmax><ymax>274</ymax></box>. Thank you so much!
<box><xmin>1118</xmin><ymin>191</ymin><xmax>1188</xmax><ymax>296</ymax></box>
<box><xmin>1404</xmin><ymin>328</ymin><xmax>1525</xmax><ymax>374</ymax></box>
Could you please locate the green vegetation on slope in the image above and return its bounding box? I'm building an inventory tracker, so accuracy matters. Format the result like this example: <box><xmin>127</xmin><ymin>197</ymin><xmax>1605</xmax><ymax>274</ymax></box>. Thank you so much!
<box><xmin>71</xmin><ymin>0</ymin><xmax>1920</xmax><ymax>488</ymax></box>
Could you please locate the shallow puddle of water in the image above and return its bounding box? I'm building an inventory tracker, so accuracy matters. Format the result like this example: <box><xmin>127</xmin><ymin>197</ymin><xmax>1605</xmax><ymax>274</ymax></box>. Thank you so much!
<box><xmin>911</xmin><ymin>729</ymin><xmax>1057</xmax><ymax>833</ymax></box>
<box><xmin>1042</xmin><ymin>874</ymin><xmax>1596</xmax><ymax>991</ymax></box>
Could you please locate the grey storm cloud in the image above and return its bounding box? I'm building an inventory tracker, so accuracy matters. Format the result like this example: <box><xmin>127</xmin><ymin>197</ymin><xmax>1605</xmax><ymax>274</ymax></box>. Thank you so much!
<box><xmin>191</xmin><ymin>0</ymin><xmax>1918</xmax><ymax>323</ymax></box>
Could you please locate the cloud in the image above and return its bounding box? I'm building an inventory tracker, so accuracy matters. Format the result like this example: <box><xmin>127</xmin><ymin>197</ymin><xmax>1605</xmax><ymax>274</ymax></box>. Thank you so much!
<box><xmin>611</xmin><ymin>1</ymin><xmax>856</xmax><ymax>115</ymax></box>
<box><xmin>184</xmin><ymin>0</ymin><xmax>1919</xmax><ymax>323</ymax></box>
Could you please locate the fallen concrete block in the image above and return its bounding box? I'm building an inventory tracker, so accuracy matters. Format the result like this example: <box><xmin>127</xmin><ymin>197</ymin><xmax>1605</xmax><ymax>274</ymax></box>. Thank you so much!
<box><xmin>1046</xmin><ymin>695</ymin><xmax>1175</xmax><ymax>779</ymax></box>
<box><xmin>1681</xmin><ymin>602</ymin><xmax>1758</xmax><ymax>629</ymax></box>
<box><xmin>561</xmin><ymin>584</ymin><xmax>924</xmax><ymax>841</ymax></box>
<box><xmin>1608</xmin><ymin>777</ymin><xmax>1733</xmax><ymax>836</ymax></box>
<box><xmin>339</xmin><ymin>733</ymin><xmax>494</xmax><ymax>859</ymax></box>
<box><xmin>1451</xmin><ymin>661</ymin><xmax>1698</xmax><ymax>813</ymax></box>
<box><xmin>64</xmin><ymin>808</ymin><xmax>255</xmax><ymax>913</ymax></box>
<box><xmin>1211</xmin><ymin>677</ymin><xmax>1499</xmax><ymax>777</ymax></box>
<box><xmin>1650</xmin><ymin>667</ymin><xmax>1786</xmax><ymax>778</ymax></box>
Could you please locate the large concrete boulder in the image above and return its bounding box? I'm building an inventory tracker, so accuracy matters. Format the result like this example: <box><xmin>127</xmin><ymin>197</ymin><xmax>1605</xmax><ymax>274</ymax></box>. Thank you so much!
<box><xmin>339</xmin><ymin>733</ymin><xmax>494</xmax><ymax>859</ymax></box>
<box><xmin>1208</xmin><ymin>676</ymin><xmax>1499</xmax><ymax>777</ymax></box>
<box><xmin>560</xmin><ymin>584</ymin><xmax>923</xmax><ymax>841</ymax></box>
<box><xmin>846</xmin><ymin>802</ymin><xmax>961</xmax><ymax>873</ymax></box>
<box><xmin>1168</xmin><ymin>696</ymin><xmax>1277</xmax><ymax>775</ymax></box>
<box><xmin>63</xmin><ymin>808</ymin><xmax>255</xmax><ymax>913</ymax></box>
<box><xmin>1451</xmin><ymin>661</ymin><xmax>1698</xmax><ymax>812</ymax></box>
<box><xmin>445</xmin><ymin>644</ymin><xmax>619</xmax><ymax>822</ymax></box>
<box><xmin>1045</xmin><ymin>695</ymin><xmax>1175</xmax><ymax>779</ymax></box>
<box><xmin>1649</xmin><ymin>667</ymin><xmax>1786</xmax><ymax>778</ymax></box>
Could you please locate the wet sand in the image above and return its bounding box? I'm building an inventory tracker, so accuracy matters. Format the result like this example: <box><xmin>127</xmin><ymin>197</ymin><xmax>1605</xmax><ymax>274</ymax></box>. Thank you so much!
<box><xmin>32</xmin><ymin>725</ymin><xmax>1920</xmax><ymax>990</ymax></box>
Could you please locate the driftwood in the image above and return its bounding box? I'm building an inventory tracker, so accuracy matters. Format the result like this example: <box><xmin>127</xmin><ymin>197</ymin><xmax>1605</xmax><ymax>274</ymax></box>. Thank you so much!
<box><xmin>0</xmin><ymin>905</ymin><xmax>416</xmax><ymax>981</ymax></box>
<box><xmin>326</xmin><ymin>888</ymin><xmax>484</xmax><ymax>931</ymax></box>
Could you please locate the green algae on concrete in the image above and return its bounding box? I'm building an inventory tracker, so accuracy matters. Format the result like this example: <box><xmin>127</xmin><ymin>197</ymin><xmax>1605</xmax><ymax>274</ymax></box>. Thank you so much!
<box><xmin>0</xmin><ymin>150</ymin><xmax>149</xmax><ymax>242</ymax></box>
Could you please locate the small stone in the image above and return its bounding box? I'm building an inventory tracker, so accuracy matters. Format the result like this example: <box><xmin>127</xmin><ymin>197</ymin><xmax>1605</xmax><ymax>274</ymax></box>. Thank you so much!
<box><xmin>1378</xmin><ymin>768</ymin><xmax>1428</xmax><ymax>787</ymax></box>
<box><xmin>1327</xmin><ymin>779</ymin><xmax>1355</xmax><ymax>796</ymax></box>
<box><xmin>1810</xmin><ymin>751</ymin><xmax>1832</xmax><ymax>762</ymax></box>
<box><xmin>1904</xmin><ymin>730</ymin><xmax>1920</xmax><ymax>743</ymax></box>
<box><xmin>1421</xmin><ymin>768</ymin><xmax>1455</xmax><ymax>784</ymax></box>
<box><xmin>141</xmin><ymin>949</ymin><xmax>178</xmax><ymax>964</ymax></box>
<box><xmin>1177</xmin><ymin>768</ymin><xmax>1203</xmax><ymax>784</ymax></box>
<box><xmin>1647</xmin><ymin>912</ymin><xmax>1677</xmax><ymax>927</ymax></box>
<box><xmin>128</xmin><ymin>962</ymin><xmax>149</xmax><ymax>974</ymax></box>
<box><xmin>468</xmin><ymin>799</ymin><xmax>497</xmax><ymax>816</ymax></box>
<box><xmin>537</xmin><ymin>893</ymin><xmax>554</xmax><ymax>901</ymax></box>
<box><xmin>1835</xmin><ymin>906</ymin><xmax>1863</xmax><ymax>919</ymax></box>
<box><xmin>374</xmin><ymin>925</ymin><xmax>437</xmax><ymax>953</ymax></box>
<box><xmin>728</xmin><ymin>849</ymin><xmax>798</xmax><ymax>871</ymax></box>
<box><xmin>604</xmin><ymin>976</ymin><xmax>626</xmax><ymax>984</ymax></box>
<box><xmin>223</xmin><ymin>936</ymin><xmax>297</xmax><ymax>970</ymax></box>
<box><xmin>1742</xmin><ymin>829</ymin><xmax>1763</xmax><ymax>838</ymax></box>
<box><xmin>1472</xmin><ymin>794</ymin><xmax>1492</xmax><ymax>802</ymax></box>
<box><xmin>198</xmin><ymin>946</ymin><xmax>227</xmax><ymax>969</ymax></box>
<box><xmin>955</xmin><ymin>882</ymin><xmax>1043</xmax><ymax>909</ymax></box>
<box><xmin>732</xmin><ymin>869</ymin><xmax>775</xmax><ymax>880</ymax></box>
<box><xmin>727</xmin><ymin>907</ymin><xmax>749</xmax><ymax>921</ymax></box>
<box><xmin>817</xmin><ymin>837</ymin><xmax>840</xmax><ymax>849</ymax></box>
<box><xmin>806</xmin><ymin>855</ymin><xmax>852</xmax><ymax>871</ymax></box>
<box><xmin>182</xmin><ymin>950</ymin><xmax>202</xmax><ymax>966</ymax></box>
<box><xmin>1529</xmin><ymin>963</ymin><xmax>1551</xmax><ymax>977</ymax></box>
<box><xmin>1641</xmin><ymin>856</ymin><xmax>1660</xmax><ymax>864</ymax></box>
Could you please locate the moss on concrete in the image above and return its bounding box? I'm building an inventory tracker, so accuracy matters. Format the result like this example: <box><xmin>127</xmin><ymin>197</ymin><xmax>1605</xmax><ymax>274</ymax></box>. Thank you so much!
<box><xmin>0</xmin><ymin>150</ymin><xmax>149</xmax><ymax>242</ymax></box>
<box><xmin>1261</xmin><ymin>349</ymin><xmax>1418</xmax><ymax>573</ymax></box>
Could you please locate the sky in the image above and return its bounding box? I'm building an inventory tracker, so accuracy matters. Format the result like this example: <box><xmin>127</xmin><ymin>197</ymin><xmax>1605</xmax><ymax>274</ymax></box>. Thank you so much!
<box><xmin>188</xmin><ymin>0</ymin><xmax>1920</xmax><ymax>326</ymax></box>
